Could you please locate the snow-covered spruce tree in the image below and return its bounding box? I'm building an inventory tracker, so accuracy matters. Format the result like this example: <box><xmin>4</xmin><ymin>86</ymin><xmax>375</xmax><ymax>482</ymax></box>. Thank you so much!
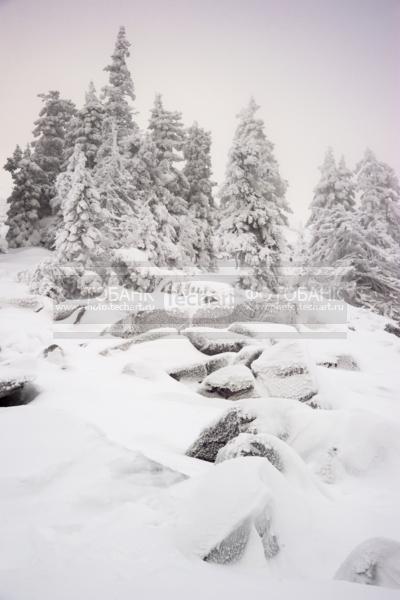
<box><xmin>31</xmin><ymin>90</ymin><xmax>77</xmax><ymax>219</ymax></box>
<box><xmin>218</xmin><ymin>98</ymin><xmax>289</xmax><ymax>291</ymax></box>
<box><xmin>56</xmin><ymin>146</ymin><xmax>103</xmax><ymax>266</ymax></box>
<box><xmin>102</xmin><ymin>26</ymin><xmax>138</xmax><ymax>148</ymax></box>
<box><xmin>183</xmin><ymin>122</ymin><xmax>216</xmax><ymax>270</ymax></box>
<box><xmin>357</xmin><ymin>149</ymin><xmax>400</xmax><ymax>249</ymax></box>
<box><xmin>95</xmin><ymin>119</ymin><xmax>142</xmax><ymax>250</ymax></box>
<box><xmin>65</xmin><ymin>82</ymin><xmax>104</xmax><ymax>170</ymax></box>
<box><xmin>148</xmin><ymin>94</ymin><xmax>191</xmax><ymax>263</ymax></box>
<box><xmin>129</xmin><ymin>132</ymin><xmax>180</xmax><ymax>266</ymax></box>
<box><xmin>4</xmin><ymin>145</ymin><xmax>45</xmax><ymax>248</ymax></box>
<box><xmin>336</xmin><ymin>149</ymin><xmax>400</xmax><ymax>316</ymax></box>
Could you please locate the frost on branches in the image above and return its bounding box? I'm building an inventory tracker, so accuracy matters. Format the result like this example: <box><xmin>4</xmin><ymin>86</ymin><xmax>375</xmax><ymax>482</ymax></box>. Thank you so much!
<box><xmin>218</xmin><ymin>98</ymin><xmax>289</xmax><ymax>291</ymax></box>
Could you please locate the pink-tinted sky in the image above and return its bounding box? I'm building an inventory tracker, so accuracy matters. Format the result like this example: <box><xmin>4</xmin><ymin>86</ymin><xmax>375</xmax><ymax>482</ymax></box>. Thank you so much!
<box><xmin>0</xmin><ymin>0</ymin><xmax>399</xmax><ymax>223</ymax></box>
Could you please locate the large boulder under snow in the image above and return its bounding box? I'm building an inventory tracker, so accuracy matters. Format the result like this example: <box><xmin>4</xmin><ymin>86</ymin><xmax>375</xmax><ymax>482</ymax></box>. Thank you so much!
<box><xmin>334</xmin><ymin>537</ymin><xmax>400</xmax><ymax>589</ymax></box>
<box><xmin>186</xmin><ymin>407</ymin><xmax>256</xmax><ymax>462</ymax></box>
<box><xmin>216</xmin><ymin>433</ymin><xmax>284</xmax><ymax>472</ymax></box>
<box><xmin>174</xmin><ymin>458</ymin><xmax>275</xmax><ymax>564</ymax></box>
<box><xmin>199</xmin><ymin>365</ymin><xmax>256</xmax><ymax>399</ymax></box>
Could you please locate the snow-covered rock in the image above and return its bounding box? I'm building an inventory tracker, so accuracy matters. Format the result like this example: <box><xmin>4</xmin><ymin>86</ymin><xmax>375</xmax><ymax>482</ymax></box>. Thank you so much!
<box><xmin>316</xmin><ymin>353</ymin><xmax>359</xmax><ymax>370</ymax></box>
<box><xmin>199</xmin><ymin>365</ymin><xmax>256</xmax><ymax>399</ymax></box>
<box><xmin>174</xmin><ymin>458</ymin><xmax>273</xmax><ymax>563</ymax></box>
<box><xmin>216</xmin><ymin>433</ymin><xmax>284</xmax><ymax>471</ymax></box>
<box><xmin>334</xmin><ymin>537</ymin><xmax>400</xmax><ymax>589</ymax></box>
<box><xmin>252</xmin><ymin>341</ymin><xmax>317</xmax><ymax>402</ymax></box>
<box><xmin>233</xmin><ymin>345</ymin><xmax>265</xmax><ymax>368</ymax></box>
<box><xmin>186</xmin><ymin>407</ymin><xmax>257</xmax><ymax>462</ymax></box>
<box><xmin>186</xmin><ymin>331</ymin><xmax>249</xmax><ymax>355</ymax></box>
<box><xmin>41</xmin><ymin>344</ymin><xmax>67</xmax><ymax>368</ymax></box>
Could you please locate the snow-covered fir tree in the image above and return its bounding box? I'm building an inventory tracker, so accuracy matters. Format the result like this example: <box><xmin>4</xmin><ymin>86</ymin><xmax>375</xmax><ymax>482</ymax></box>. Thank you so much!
<box><xmin>65</xmin><ymin>82</ymin><xmax>104</xmax><ymax>170</ymax></box>
<box><xmin>307</xmin><ymin>152</ymin><xmax>357</xmax><ymax>267</ymax></box>
<box><xmin>31</xmin><ymin>90</ymin><xmax>77</xmax><ymax>219</ymax></box>
<box><xmin>218</xmin><ymin>98</ymin><xmax>289</xmax><ymax>290</ymax></box>
<box><xmin>147</xmin><ymin>94</ymin><xmax>193</xmax><ymax>264</ymax></box>
<box><xmin>102</xmin><ymin>26</ymin><xmax>137</xmax><ymax>148</ymax></box>
<box><xmin>183</xmin><ymin>122</ymin><xmax>216</xmax><ymax>270</ymax></box>
<box><xmin>4</xmin><ymin>145</ymin><xmax>45</xmax><ymax>248</ymax></box>
<box><xmin>56</xmin><ymin>146</ymin><xmax>103</xmax><ymax>266</ymax></box>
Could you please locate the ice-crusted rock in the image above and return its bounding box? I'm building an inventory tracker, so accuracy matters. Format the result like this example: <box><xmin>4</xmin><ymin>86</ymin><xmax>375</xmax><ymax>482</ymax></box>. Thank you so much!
<box><xmin>199</xmin><ymin>365</ymin><xmax>256</xmax><ymax>399</ymax></box>
<box><xmin>334</xmin><ymin>537</ymin><xmax>400</xmax><ymax>589</ymax></box>
<box><xmin>384</xmin><ymin>323</ymin><xmax>400</xmax><ymax>338</ymax></box>
<box><xmin>252</xmin><ymin>341</ymin><xmax>317</xmax><ymax>402</ymax></box>
<box><xmin>186</xmin><ymin>407</ymin><xmax>256</xmax><ymax>462</ymax></box>
<box><xmin>42</xmin><ymin>344</ymin><xmax>67</xmax><ymax>368</ymax></box>
<box><xmin>317</xmin><ymin>354</ymin><xmax>359</xmax><ymax>370</ymax></box>
<box><xmin>204</xmin><ymin>518</ymin><xmax>251</xmax><ymax>564</ymax></box>
<box><xmin>185</xmin><ymin>331</ymin><xmax>249</xmax><ymax>356</ymax></box>
<box><xmin>216</xmin><ymin>433</ymin><xmax>284</xmax><ymax>471</ymax></box>
<box><xmin>233</xmin><ymin>345</ymin><xmax>265</xmax><ymax>368</ymax></box>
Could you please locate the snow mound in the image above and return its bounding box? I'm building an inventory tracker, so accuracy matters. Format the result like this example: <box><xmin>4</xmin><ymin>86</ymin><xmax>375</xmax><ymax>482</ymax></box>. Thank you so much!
<box><xmin>335</xmin><ymin>537</ymin><xmax>400</xmax><ymax>589</ymax></box>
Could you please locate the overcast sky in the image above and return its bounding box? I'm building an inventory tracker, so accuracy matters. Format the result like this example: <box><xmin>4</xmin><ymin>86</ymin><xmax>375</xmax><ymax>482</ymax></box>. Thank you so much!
<box><xmin>0</xmin><ymin>0</ymin><xmax>399</xmax><ymax>224</ymax></box>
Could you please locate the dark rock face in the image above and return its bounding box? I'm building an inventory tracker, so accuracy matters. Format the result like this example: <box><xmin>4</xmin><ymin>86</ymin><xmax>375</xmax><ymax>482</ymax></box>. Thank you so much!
<box><xmin>204</xmin><ymin>518</ymin><xmax>251</xmax><ymax>564</ymax></box>
<box><xmin>185</xmin><ymin>332</ymin><xmax>248</xmax><ymax>356</ymax></box>
<box><xmin>216</xmin><ymin>434</ymin><xmax>284</xmax><ymax>472</ymax></box>
<box><xmin>0</xmin><ymin>377</ymin><xmax>38</xmax><ymax>407</ymax></box>
<box><xmin>334</xmin><ymin>537</ymin><xmax>400</xmax><ymax>589</ymax></box>
<box><xmin>186</xmin><ymin>408</ymin><xmax>256</xmax><ymax>462</ymax></box>
<box><xmin>384</xmin><ymin>323</ymin><xmax>400</xmax><ymax>339</ymax></box>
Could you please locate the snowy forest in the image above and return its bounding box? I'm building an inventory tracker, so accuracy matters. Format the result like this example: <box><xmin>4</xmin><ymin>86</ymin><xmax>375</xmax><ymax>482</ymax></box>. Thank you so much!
<box><xmin>1</xmin><ymin>13</ymin><xmax>400</xmax><ymax>600</ymax></box>
<box><xmin>2</xmin><ymin>26</ymin><xmax>400</xmax><ymax>316</ymax></box>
